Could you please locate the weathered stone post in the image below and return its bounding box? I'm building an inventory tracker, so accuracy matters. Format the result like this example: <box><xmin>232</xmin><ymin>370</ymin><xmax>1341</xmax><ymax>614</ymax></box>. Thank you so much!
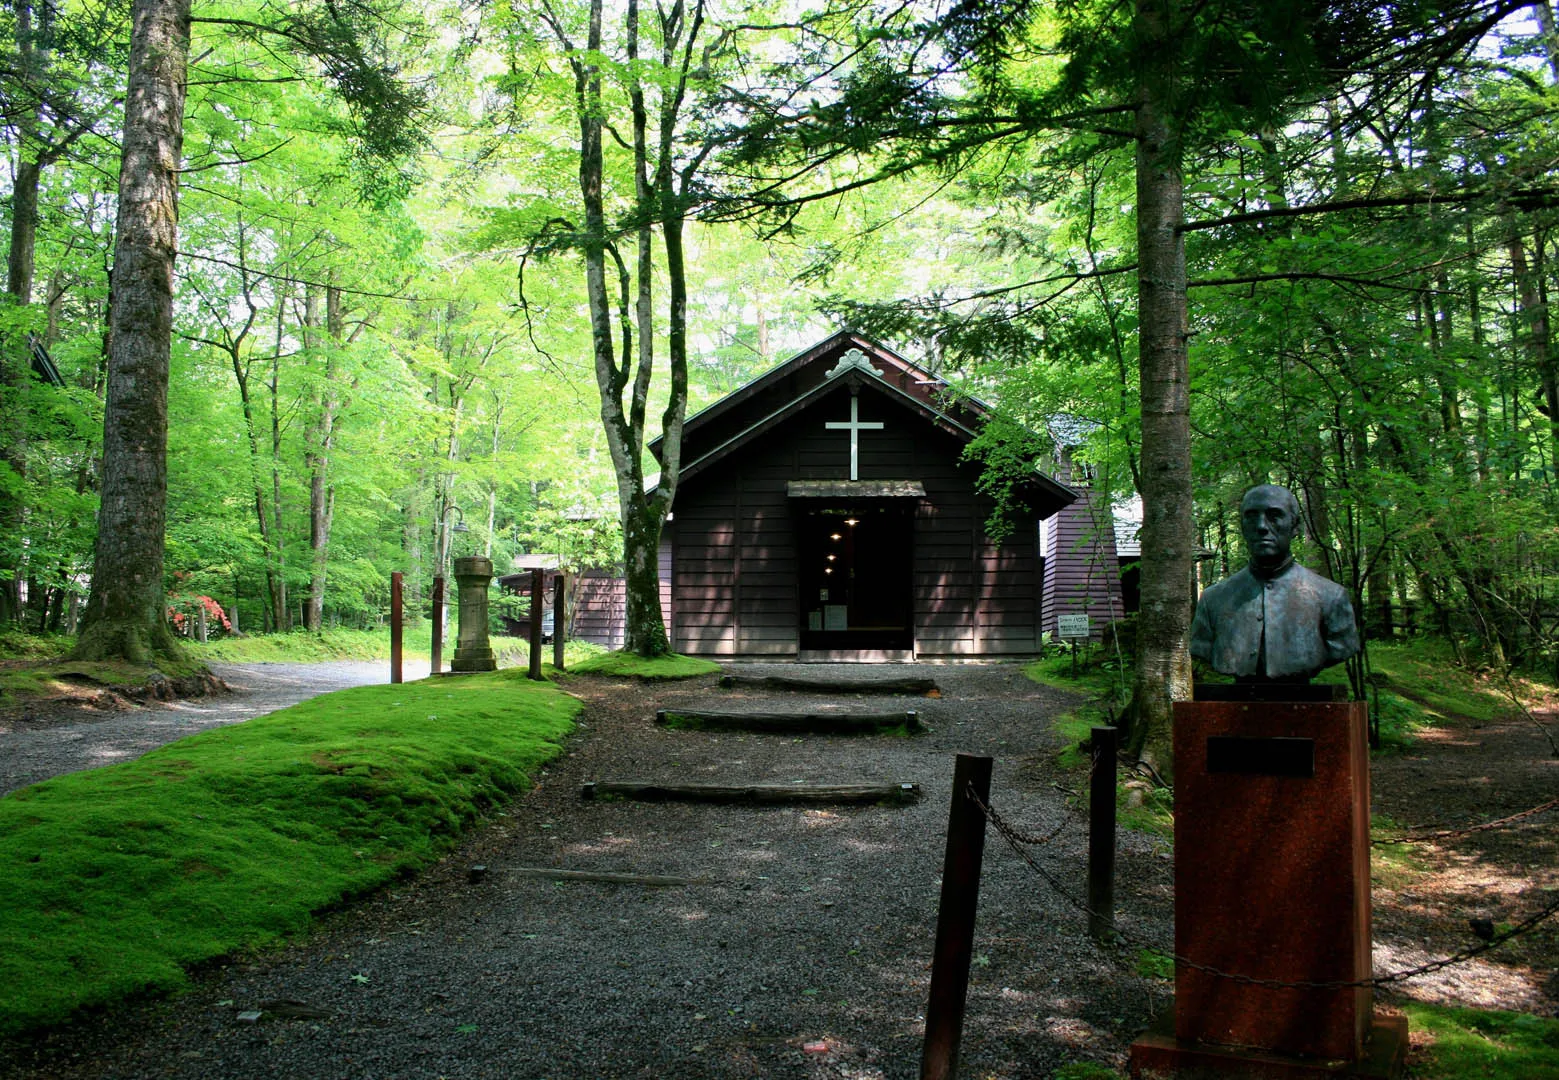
<box><xmin>451</xmin><ymin>556</ymin><xmax>497</xmax><ymax>673</ymax></box>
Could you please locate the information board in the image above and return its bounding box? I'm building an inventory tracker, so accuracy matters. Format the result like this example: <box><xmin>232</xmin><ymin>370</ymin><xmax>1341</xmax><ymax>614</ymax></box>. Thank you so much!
<box><xmin>1056</xmin><ymin>614</ymin><xmax>1091</xmax><ymax>639</ymax></box>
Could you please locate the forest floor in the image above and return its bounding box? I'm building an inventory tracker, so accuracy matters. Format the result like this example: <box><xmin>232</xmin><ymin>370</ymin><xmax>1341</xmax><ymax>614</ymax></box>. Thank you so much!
<box><xmin>1366</xmin><ymin>692</ymin><xmax>1557</xmax><ymax>1014</ymax></box>
<box><xmin>0</xmin><ymin>660</ymin><xmax>1553</xmax><ymax>1078</ymax></box>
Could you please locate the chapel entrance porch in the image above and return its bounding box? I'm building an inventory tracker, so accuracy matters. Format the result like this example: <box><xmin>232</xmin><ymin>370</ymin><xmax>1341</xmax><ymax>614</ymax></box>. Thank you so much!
<box><xmin>796</xmin><ymin>502</ymin><xmax>914</xmax><ymax>656</ymax></box>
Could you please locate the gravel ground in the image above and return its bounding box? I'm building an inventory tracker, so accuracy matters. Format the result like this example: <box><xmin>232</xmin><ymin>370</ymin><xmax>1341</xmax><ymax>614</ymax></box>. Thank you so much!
<box><xmin>3</xmin><ymin>662</ymin><xmax>1550</xmax><ymax>1079</ymax></box>
<box><xmin>0</xmin><ymin>660</ymin><xmax>430</xmax><ymax>797</ymax></box>
<box><xmin>3</xmin><ymin>662</ymin><xmax>1173</xmax><ymax>1080</ymax></box>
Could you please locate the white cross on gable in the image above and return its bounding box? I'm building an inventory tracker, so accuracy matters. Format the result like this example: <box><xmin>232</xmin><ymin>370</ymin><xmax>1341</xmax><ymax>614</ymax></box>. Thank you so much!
<box><xmin>825</xmin><ymin>396</ymin><xmax>884</xmax><ymax>480</ymax></box>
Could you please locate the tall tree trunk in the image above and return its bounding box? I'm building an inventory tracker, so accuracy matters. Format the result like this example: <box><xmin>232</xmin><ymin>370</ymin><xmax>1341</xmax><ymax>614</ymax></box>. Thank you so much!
<box><xmin>0</xmin><ymin>159</ymin><xmax>40</xmax><ymax>626</ymax></box>
<box><xmin>269</xmin><ymin>332</ymin><xmax>288</xmax><ymax>630</ymax></box>
<box><xmin>0</xmin><ymin>4</ymin><xmax>43</xmax><ymax>626</ymax></box>
<box><xmin>229</xmin><ymin>354</ymin><xmax>280</xmax><ymax>632</ymax></box>
<box><xmin>1429</xmin><ymin>273</ymin><xmax>1468</xmax><ymax>474</ymax></box>
<box><xmin>1509</xmin><ymin>235</ymin><xmax>1558</xmax><ymax>468</ymax></box>
<box><xmin>8</xmin><ymin>160</ymin><xmax>41</xmax><ymax>308</ymax></box>
<box><xmin>551</xmin><ymin>0</ymin><xmax>696</xmax><ymax>656</ymax></box>
<box><xmin>72</xmin><ymin>0</ymin><xmax>191</xmax><ymax>664</ymax></box>
<box><xmin>304</xmin><ymin>282</ymin><xmax>339</xmax><ymax>632</ymax></box>
<box><xmin>1126</xmin><ymin>0</ymin><xmax>1194</xmax><ymax>775</ymax></box>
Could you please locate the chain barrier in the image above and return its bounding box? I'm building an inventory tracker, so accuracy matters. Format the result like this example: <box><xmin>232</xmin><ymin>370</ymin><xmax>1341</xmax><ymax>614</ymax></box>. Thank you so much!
<box><xmin>968</xmin><ymin>784</ymin><xmax>1559</xmax><ymax>991</ymax></box>
<box><xmin>1372</xmin><ymin>796</ymin><xmax>1558</xmax><ymax>846</ymax></box>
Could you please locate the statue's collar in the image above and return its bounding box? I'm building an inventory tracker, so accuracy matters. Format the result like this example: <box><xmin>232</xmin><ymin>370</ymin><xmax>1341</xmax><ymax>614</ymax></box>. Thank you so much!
<box><xmin>1247</xmin><ymin>556</ymin><xmax>1295</xmax><ymax>582</ymax></box>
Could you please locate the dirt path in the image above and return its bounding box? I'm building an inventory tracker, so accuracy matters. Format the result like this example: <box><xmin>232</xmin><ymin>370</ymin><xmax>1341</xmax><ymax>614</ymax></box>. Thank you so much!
<box><xmin>0</xmin><ymin>660</ymin><xmax>429</xmax><ymax>797</ymax></box>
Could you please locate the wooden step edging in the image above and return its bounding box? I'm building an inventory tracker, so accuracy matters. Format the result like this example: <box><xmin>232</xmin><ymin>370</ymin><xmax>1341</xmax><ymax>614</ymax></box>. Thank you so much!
<box><xmin>718</xmin><ymin>674</ymin><xmax>939</xmax><ymax>696</ymax></box>
<box><xmin>580</xmin><ymin>780</ymin><xmax>922</xmax><ymax>806</ymax></box>
<box><xmin>655</xmin><ymin>708</ymin><xmax>922</xmax><ymax>734</ymax></box>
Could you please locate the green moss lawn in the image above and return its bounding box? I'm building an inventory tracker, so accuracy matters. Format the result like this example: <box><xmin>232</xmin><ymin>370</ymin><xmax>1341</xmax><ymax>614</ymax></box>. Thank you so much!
<box><xmin>0</xmin><ymin>667</ymin><xmax>578</xmax><ymax>1037</ymax></box>
<box><xmin>566</xmin><ymin>649</ymin><xmax>720</xmax><ymax>679</ymax></box>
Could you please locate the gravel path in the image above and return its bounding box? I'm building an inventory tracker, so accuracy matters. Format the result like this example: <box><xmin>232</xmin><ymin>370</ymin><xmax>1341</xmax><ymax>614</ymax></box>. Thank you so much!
<box><xmin>0</xmin><ymin>660</ymin><xmax>430</xmax><ymax>797</ymax></box>
<box><xmin>2</xmin><ymin>663</ymin><xmax>1549</xmax><ymax>1078</ymax></box>
<box><xmin>5</xmin><ymin>662</ymin><xmax>1171</xmax><ymax>1080</ymax></box>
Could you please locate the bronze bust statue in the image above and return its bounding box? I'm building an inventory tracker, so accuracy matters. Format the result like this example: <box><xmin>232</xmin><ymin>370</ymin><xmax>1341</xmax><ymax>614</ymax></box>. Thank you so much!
<box><xmin>1190</xmin><ymin>484</ymin><xmax>1360</xmax><ymax>682</ymax></box>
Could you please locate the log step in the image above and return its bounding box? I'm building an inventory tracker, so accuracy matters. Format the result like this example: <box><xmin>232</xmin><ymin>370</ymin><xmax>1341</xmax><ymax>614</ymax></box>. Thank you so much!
<box><xmin>656</xmin><ymin>708</ymin><xmax>921</xmax><ymax>735</ymax></box>
<box><xmin>510</xmin><ymin>867</ymin><xmax>710</xmax><ymax>887</ymax></box>
<box><xmin>581</xmin><ymin>780</ymin><xmax>921</xmax><ymax>806</ymax></box>
<box><xmin>719</xmin><ymin>674</ymin><xmax>939</xmax><ymax>696</ymax></box>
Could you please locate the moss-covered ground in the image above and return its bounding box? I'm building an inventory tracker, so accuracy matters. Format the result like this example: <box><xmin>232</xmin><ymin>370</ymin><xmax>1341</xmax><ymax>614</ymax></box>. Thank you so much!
<box><xmin>0</xmin><ymin>667</ymin><xmax>578</xmax><ymax>1037</ymax></box>
<box><xmin>1401</xmin><ymin>1002</ymin><xmax>1559</xmax><ymax>1079</ymax></box>
<box><xmin>566</xmin><ymin>649</ymin><xmax>721</xmax><ymax>679</ymax></box>
<box><xmin>0</xmin><ymin>629</ymin><xmax>614</xmax><ymax>715</ymax></box>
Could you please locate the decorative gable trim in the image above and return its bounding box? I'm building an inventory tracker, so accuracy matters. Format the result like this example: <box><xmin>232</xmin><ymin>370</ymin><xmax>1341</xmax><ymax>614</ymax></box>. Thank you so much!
<box><xmin>823</xmin><ymin>347</ymin><xmax>883</xmax><ymax>381</ymax></box>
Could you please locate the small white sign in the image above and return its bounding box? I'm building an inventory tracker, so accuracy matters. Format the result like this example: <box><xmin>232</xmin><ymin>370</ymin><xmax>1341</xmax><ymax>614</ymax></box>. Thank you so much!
<box><xmin>1056</xmin><ymin>614</ymin><xmax>1091</xmax><ymax>639</ymax></box>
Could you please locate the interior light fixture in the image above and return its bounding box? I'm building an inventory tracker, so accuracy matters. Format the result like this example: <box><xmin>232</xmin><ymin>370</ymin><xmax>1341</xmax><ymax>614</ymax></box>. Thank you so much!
<box><xmin>824</xmin><ymin>567</ymin><xmax>833</xmax><ymax>575</ymax></box>
<box><xmin>830</xmin><ymin>533</ymin><xmax>842</xmax><ymax>541</ymax></box>
<box><xmin>845</xmin><ymin>518</ymin><xmax>859</xmax><ymax>527</ymax></box>
<box><xmin>826</xmin><ymin>554</ymin><xmax>836</xmax><ymax>561</ymax></box>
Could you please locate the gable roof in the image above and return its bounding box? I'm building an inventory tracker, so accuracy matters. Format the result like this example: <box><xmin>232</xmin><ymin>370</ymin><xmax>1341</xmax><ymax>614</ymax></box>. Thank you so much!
<box><xmin>651</xmin><ymin>330</ymin><xmax>1076</xmax><ymax>507</ymax></box>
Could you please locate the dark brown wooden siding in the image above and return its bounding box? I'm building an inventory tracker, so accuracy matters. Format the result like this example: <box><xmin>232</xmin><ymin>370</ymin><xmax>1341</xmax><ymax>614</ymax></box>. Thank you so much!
<box><xmin>671</xmin><ymin>382</ymin><xmax>1043</xmax><ymax>657</ymax></box>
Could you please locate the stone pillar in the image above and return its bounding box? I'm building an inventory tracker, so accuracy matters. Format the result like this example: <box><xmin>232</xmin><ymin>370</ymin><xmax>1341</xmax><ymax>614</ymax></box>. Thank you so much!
<box><xmin>451</xmin><ymin>556</ymin><xmax>497</xmax><ymax>673</ymax></box>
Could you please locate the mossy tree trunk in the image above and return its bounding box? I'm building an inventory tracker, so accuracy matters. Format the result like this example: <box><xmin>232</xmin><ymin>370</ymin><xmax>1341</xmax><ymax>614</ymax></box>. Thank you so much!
<box><xmin>71</xmin><ymin>0</ymin><xmax>191</xmax><ymax>666</ymax></box>
<box><xmin>549</xmin><ymin>0</ymin><xmax>699</xmax><ymax>658</ymax></box>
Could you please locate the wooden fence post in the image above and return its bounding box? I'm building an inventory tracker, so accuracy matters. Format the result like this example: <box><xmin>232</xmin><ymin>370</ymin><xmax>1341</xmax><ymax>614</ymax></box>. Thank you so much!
<box><xmin>553</xmin><ymin>571</ymin><xmax>567</xmax><ymax>671</ymax></box>
<box><xmin>921</xmin><ymin>753</ymin><xmax>993</xmax><ymax>1080</ymax></box>
<box><xmin>430</xmin><ymin>575</ymin><xmax>445</xmax><ymax>675</ymax></box>
<box><xmin>528</xmin><ymin>566</ymin><xmax>545</xmax><ymax>680</ymax></box>
<box><xmin>1088</xmin><ymin>726</ymin><xmax>1118</xmax><ymax>943</ymax></box>
<box><xmin>390</xmin><ymin>571</ymin><xmax>403</xmax><ymax>685</ymax></box>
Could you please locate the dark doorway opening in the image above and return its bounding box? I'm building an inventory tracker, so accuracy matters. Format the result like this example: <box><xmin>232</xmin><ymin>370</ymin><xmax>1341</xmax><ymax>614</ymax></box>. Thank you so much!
<box><xmin>797</xmin><ymin>503</ymin><xmax>913</xmax><ymax>651</ymax></box>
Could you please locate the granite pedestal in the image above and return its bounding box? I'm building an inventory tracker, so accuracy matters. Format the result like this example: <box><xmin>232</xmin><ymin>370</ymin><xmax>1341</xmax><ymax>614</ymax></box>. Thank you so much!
<box><xmin>1128</xmin><ymin>693</ymin><xmax>1405</xmax><ymax>1078</ymax></box>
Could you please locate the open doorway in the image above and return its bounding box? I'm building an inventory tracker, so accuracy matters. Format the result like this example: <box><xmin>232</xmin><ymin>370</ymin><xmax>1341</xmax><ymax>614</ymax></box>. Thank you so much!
<box><xmin>797</xmin><ymin>503</ymin><xmax>913</xmax><ymax>651</ymax></box>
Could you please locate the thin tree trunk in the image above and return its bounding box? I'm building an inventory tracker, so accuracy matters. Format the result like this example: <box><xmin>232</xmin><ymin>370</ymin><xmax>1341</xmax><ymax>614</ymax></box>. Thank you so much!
<box><xmin>72</xmin><ymin>0</ymin><xmax>191</xmax><ymax>664</ymax></box>
<box><xmin>1126</xmin><ymin>0</ymin><xmax>1193</xmax><ymax>775</ymax></box>
<box><xmin>1430</xmin><ymin>272</ymin><xmax>1468</xmax><ymax>474</ymax></box>
<box><xmin>270</xmin><ymin>324</ymin><xmax>288</xmax><ymax>631</ymax></box>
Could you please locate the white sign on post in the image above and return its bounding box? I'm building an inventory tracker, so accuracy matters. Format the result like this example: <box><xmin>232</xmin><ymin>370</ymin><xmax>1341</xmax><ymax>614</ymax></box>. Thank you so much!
<box><xmin>1056</xmin><ymin>614</ymin><xmax>1091</xmax><ymax>640</ymax></box>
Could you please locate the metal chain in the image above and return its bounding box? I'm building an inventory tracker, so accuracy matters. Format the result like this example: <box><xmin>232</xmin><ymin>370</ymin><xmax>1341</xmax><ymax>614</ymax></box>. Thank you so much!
<box><xmin>969</xmin><ymin>784</ymin><xmax>1559</xmax><ymax>991</ymax></box>
<box><xmin>983</xmin><ymin>800</ymin><xmax>1072</xmax><ymax>848</ymax></box>
<box><xmin>1372</xmin><ymin>796</ymin><xmax>1558</xmax><ymax>846</ymax></box>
